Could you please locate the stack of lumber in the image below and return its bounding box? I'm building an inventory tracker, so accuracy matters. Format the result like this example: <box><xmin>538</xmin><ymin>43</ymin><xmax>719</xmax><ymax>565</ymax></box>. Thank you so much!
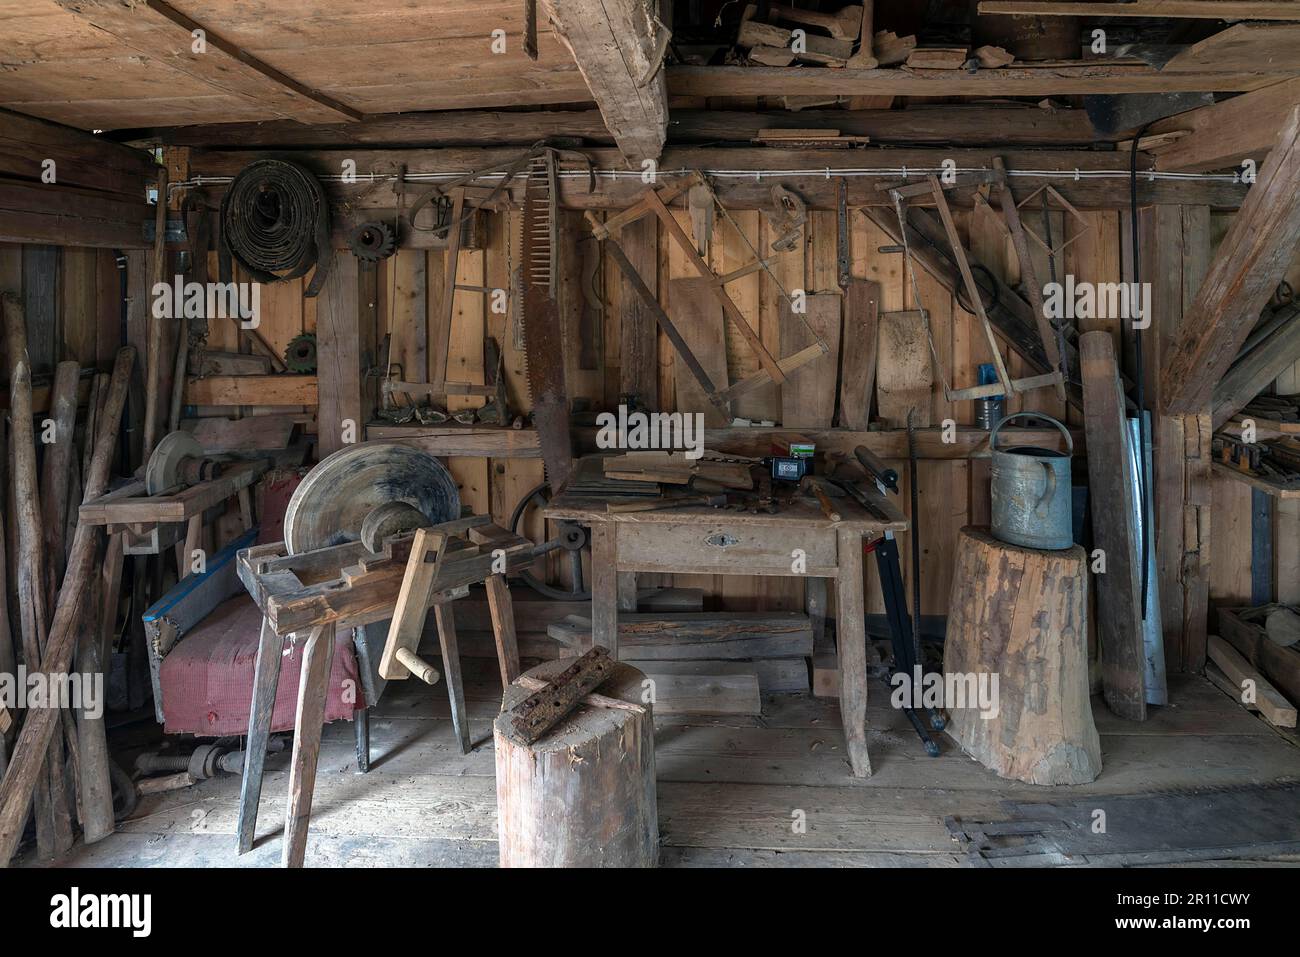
<box><xmin>545</xmin><ymin>610</ymin><xmax>813</xmax><ymax>714</ymax></box>
<box><xmin>602</xmin><ymin>450</ymin><xmax>757</xmax><ymax>489</ymax></box>
<box><xmin>440</xmin><ymin>582</ymin><xmax>813</xmax><ymax>713</ymax></box>
<box><xmin>1213</xmin><ymin>606</ymin><xmax>1300</xmax><ymax>732</ymax></box>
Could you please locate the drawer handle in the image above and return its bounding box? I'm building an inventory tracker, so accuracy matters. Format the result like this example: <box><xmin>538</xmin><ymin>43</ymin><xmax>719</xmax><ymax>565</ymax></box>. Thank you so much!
<box><xmin>704</xmin><ymin>533</ymin><xmax>739</xmax><ymax>548</ymax></box>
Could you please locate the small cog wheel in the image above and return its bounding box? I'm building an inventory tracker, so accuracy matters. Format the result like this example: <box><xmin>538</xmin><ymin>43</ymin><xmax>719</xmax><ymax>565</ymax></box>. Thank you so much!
<box><xmin>284</xmin><ymin>332</ymin><xmax>317</xmax><ymax>373</ymax></box>
<box><xmin>347</xmin><ymin>221</ymin><xmax>397</xmax><ymax>262</ymax></box>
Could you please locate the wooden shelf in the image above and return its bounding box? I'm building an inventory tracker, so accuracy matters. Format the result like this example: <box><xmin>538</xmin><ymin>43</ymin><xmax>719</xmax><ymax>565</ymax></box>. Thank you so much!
<box><xmin>1213</xmin><ymin>461</ymin><xmax>1300</xmax><ymax>499</ymax></box>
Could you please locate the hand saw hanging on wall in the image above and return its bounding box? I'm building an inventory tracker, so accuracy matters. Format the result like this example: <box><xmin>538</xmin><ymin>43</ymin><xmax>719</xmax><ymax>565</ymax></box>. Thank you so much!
<box><xmin>520</xmin><ymin>151</ymin><xmax>573</xmax><ymax>489</ymax></box>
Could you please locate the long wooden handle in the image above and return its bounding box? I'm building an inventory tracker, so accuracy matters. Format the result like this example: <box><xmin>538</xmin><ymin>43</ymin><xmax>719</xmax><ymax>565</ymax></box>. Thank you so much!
<box><xmin>395</xmin><ymin>647</ymin><xmax>441</xmax><ymax>685</ymax></box>
<box><xmin>813</xmin><ymin>485</ymin><xmax>843</xmax><ymax>523</ymax></box>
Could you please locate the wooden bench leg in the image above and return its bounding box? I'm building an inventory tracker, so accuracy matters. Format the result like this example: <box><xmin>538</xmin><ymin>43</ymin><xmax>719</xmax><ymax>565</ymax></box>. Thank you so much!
<box><xmin>283</xmin><ymin>623</ymin><xmax>336</xmax><ymax>868</ymax></box>
<box><xmin>485</xmin><ymin>574</ymin><xmax>520</xmax><ymax>692</ymax></box>
<box><xmin>591</xmin><ymin>523</ymin><xmax>618</xmax><ymax>657</ymax></box>
<box><xmin>616</xmin><ymin>571</ymin><xmax>638</xmax><ymax>612</ymax></box>
<box><xmin>836</xmin><ymin>529</ymin><xmax>872</xmax><ymax>778</ymax></box>
<box><xmin>237</xmin><ymin>616</ymin><xmax>284</xmax><ymax>854</ymax></box>
<box><xmin>434</xmin><ymin>604</ymin><xmax>471</xmax><ymax>754</ymax></box>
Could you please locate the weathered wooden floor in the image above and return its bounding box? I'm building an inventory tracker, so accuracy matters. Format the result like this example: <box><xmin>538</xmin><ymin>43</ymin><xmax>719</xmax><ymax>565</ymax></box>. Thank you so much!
<box><xmin>28</xmin><ymin>671</ymin><xmax>1300</xmax><ymax>867</ymax></box>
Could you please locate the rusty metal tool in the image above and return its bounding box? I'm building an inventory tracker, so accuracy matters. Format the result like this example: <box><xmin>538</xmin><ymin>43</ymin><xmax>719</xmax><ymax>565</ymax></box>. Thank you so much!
<box><xmin>509</xmin><ymin>647</ymin><xmax>615</xmax><ymax>744</ymax></box>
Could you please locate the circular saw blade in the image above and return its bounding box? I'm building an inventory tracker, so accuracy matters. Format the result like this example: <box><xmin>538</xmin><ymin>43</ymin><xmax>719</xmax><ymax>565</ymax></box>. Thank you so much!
<box><xmin>283</xmin><ymin>443</ymin><xmax>461</xmax><ymax>554</ymax></box>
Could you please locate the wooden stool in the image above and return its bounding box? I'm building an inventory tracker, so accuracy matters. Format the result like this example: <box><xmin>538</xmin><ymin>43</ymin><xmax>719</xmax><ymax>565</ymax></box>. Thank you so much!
<box><xmin>495</xmin><ymin>659</ymin><xmax>658</xmax><ymax>867</ymax></box>
<box><xmin>944</xmin><ymin>527</ymin><xmax>1101</xmax><ymax>785</ymax></box>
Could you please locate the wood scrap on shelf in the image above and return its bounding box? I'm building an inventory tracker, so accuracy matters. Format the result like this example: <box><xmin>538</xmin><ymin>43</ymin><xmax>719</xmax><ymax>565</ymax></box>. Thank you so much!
<box><xmin>1212</xmin><ymin>431</ymin><xmax>1300</xmax><ymax>498</ymax></box>
<box><xmin>872</xmin><ymin>30</ymin><xmax>917</xmax><ymax>65</ymax></box>
<box><xmin>601</xmin><ymin>450</ymin><xmax>758</xmax><ymax>489</ymax></box>
<box><xmin>905</xmin><ymin>47</ymin><xmax>970</xmax><ymax>70</ymax></box>
<box><xmin>737</xmin><ymin>4</ymin><xmax>854</xmax><ymax>67</ymax></box>
<box><xmin>752</xmin><ymin>128</ymin><xmax>870</xmax><ymax>149</ymax></box>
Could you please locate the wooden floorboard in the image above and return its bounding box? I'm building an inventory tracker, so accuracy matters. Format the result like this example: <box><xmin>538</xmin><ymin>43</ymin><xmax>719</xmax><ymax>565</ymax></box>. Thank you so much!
<box><xmin>24</xmin><ymin>673</ymin><xmax>1300</xmax><ymax>868</ymax></box>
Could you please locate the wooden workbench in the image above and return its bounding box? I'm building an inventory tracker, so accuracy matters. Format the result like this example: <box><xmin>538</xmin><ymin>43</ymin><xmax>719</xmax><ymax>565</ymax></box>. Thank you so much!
<box><xmin>546</xmin><ymin>481</ymin><xmax>908</xmax><ymax>778</ymax></box>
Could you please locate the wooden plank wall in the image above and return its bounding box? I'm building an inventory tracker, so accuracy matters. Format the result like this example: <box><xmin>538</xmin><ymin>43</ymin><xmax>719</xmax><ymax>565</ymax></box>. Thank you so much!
<box><xmin>167</xmin><ymin>199</ymin><xmax>1287</xmax><ymax>661</ymax></box>
<box><xmin>193</xmin><ymin>206</ymin><xmax>1120</xmax><ymax>618</ymax></box>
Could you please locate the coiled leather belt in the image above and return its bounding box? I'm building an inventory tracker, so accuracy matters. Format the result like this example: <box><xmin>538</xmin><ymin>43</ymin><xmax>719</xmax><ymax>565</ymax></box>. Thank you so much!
<box><xmin>219</xmin><ymin>159</ymin><xmax>331</xmax><ymax>297</ymax></box>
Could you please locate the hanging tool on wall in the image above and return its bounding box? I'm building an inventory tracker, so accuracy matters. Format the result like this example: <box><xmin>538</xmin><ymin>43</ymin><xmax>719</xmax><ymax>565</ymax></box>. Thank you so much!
<box><xmin>520</xmin><ymin>150</ymin><xmax>574</xmax><ymax>489</ymax></box>
<box><xmin>219</xmin><ymin>159</ymin><xmax>332</xmax><ymax>296</ymax></box>
<box><xmin>588</xmin><ymin>172</ymin><xmax>827</xmax><ymax>411</ymax></box>
<box><xmin>885</xmin><ymin>175</ymin><xmax>1065</xmax><ymax>404</ymax></box>
<box><xmin>837</xmin><ymin>177</ymin><xmax>851</xmax><ymax>290</ymax></box>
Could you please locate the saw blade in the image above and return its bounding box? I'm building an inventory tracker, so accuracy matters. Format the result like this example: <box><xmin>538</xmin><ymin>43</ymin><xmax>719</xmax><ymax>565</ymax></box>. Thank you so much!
<box><xmin>519</xmin><ymin>156</ymin><xmax>573</xmax><ymax>489</ymax></box>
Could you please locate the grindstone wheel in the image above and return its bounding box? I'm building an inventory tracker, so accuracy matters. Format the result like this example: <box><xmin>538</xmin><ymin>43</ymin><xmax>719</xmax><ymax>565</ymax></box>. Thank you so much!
<box><xmin>284</xmin><ymin>443</ymin><xmax>461</xmax><ymax>554</ymax></box>
<box><xmin>145</xmin><ymin>430</ymin><xmax>204</xmax><ymax>495</ymax></box>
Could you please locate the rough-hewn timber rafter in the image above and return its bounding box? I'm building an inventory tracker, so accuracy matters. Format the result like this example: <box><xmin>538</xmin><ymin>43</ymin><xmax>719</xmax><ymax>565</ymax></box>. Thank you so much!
<box><xmin>1150</xmin><ymin>78</ymin><xmax>1300</xmax><ymax>173</ymax></box>
<box><xmin>667</xmin><ymin>65</ymin><xmax>1292</xmax><ymax>98</ymax></box>
<box><xmin>542</xmin><ymin>0</ymin><xmax>668</xmax><ymax>165</ymax></box>
<box><xmin>1161</xmin><ymin>106</ymin><xmax>1300</xmax><ymax>414</ymax></box>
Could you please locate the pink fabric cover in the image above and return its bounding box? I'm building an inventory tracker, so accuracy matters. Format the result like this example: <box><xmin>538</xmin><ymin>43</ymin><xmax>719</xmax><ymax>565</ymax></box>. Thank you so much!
<box><xmin>161</xmin><ymin>595</ymin><xmax>362</xmax><ymax>736</ymax></box>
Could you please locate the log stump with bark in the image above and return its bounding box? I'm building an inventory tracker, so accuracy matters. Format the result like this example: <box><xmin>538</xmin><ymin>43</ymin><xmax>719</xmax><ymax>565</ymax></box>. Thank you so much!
<box><xmin>495</xmin><ymin>658</ymin><xmax>658</xmax><ymax>867</ymax></box>
<box><xmin>944</xmin><ymin>526</ymin><xmax>1101</xmax><ymax>785</ymax></box>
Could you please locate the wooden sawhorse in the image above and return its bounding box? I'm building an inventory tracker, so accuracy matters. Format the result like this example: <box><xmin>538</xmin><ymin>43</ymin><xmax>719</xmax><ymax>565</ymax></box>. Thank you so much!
<box><xmin>235</xmin><ymin>516</ymin><xmax>535</xmax><ymax>866</ymax></box>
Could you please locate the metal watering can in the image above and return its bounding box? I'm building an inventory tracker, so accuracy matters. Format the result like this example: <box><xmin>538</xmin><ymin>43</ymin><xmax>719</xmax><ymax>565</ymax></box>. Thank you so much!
<box><xmin>990</xmin><ymin>412</ymin><xmax>1074</xmax><ymax>551</ymax></box>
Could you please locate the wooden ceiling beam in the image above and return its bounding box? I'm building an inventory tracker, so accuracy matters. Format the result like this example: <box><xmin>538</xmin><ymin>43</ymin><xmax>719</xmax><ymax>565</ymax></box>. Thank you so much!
<box><xmin>667</xmin><ymin>65</ymin><xmax>1291</xmax><ymax>98</ymax></box>
<box><xmin>123</xmin><ymin>110</ymin><xmax>616</xmax><ymax>149</ymax></box>
<box><xmin>124</xmin><ymin>103</ymin><xmax>1102</xmax><ymax>149</ymax></box>
<box><xmin>1149</xmin><ymin>78</ymin><xmax>1300</xmax><ymax>172</ymax></box>
<box><xmin>977</xmin><ymin>1</ymin><xmax>1300</xmax><ymax>18</ymax></box>
<box><xmin>0</xmin><ymin>107</ymin><xmax>155</xmax><ymax>197</ymax></box>
<box><xmin>542</xmin><ymin>0</ymin><xmax>668</xmax><ymax>165</ymax></box>
<box><xmin>52</xmin><ymin>0</ymin><xmax>362</xmax><ymax>124</ymax></box>
<box><xmin>1160</xmin><ymin>106</ymin><xmax>1300</xmax><ymax>414</ymax></box>
<box><xmin>186</xmin><ymin>145</ymin><xmax>1247</xmax><ymax>210</ymax></box>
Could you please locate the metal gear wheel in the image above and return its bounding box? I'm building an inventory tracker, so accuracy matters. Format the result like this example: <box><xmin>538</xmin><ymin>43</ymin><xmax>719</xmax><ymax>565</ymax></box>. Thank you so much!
<box><xmin>347</xmin><ymin>220</ymin><xmax>397</xmax><ymax>262</ymax></box>
<box><xmin>283</xmin><ymin>332</ymin><xmax>317</xmax><ymax>373</ymax></box>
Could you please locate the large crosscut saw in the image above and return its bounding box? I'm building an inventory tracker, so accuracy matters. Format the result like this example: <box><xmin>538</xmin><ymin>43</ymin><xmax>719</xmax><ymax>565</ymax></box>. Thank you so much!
<box><xmin>520</xmin><ymin>152</ymin><xmax>573</xmax><ymax>489</ymax></box>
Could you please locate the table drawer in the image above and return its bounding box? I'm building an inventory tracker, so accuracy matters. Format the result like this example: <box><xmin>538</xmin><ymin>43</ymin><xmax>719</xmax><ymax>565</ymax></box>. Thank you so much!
<box><xmin>614</xmin><ymin>521</ymin><xmax>839</xmax><ymax>575</ymax></box>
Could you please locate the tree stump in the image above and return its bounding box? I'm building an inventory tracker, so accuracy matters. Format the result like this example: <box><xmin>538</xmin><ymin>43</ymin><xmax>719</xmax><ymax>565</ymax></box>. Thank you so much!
<box><xmin>495</xmin><ymin>658</ymin><xmax>658</xmax><ymax>867</ymax></box>
<box><xmin>944</xmin><ymin>527</ymin><xmax>1101</xmax><ymax>785</ymax></box>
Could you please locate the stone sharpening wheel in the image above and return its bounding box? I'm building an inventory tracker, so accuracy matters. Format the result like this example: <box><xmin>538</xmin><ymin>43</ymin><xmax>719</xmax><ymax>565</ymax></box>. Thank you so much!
<box><xmin>145</xmin><ymin>430</ymin><xmax>223</xmax><ymax>495</ymax></box>
<box><xmin>282</xmin><ymin>443</ymin><xmax>462</xmax><ymax>555</ymax></box>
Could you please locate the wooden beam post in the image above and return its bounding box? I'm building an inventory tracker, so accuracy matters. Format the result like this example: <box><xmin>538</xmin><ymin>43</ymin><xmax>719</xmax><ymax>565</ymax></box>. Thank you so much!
<box><xmin>1161</xmin><ymin>107</ymin><xmax>1300</xmax><ymax>414</ymax></box>
<box><xmin>542</xmin><ymin>0</ymin><xmax>668</xmax><ymax>165</ymax></box>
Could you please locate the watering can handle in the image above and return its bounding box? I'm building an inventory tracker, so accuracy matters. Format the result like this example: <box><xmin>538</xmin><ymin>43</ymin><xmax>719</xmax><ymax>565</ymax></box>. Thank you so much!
<box><xmin>989</xmin><ymin>412</ymin><xmax>1074</xmax><ymax>456</ymax></box>
<box><xmin>1035</xmin><ymin>460</ymin><xmax>1057</xmax><ymax>513</ymax></box>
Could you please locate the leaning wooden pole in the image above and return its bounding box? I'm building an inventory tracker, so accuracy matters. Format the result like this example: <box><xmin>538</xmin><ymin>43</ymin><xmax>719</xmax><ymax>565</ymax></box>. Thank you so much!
<box><xmin>41</xmin><ymin>361</ymin><xmax>80</xmax><ymax>606</ymax></box>
<box><xmin>142</xmin><ymin>164</ymin><xmax>169</xmax><ymax>465</ymax></box>
<box><xmin>4</xmin><ymin>293</ymin><xmax>72</xmax><ymax>859</ymax></box>
<box><xmin>0</xmin><ymin>335</ymin><xmax>135</xmax><ymax>867</ymax></box>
